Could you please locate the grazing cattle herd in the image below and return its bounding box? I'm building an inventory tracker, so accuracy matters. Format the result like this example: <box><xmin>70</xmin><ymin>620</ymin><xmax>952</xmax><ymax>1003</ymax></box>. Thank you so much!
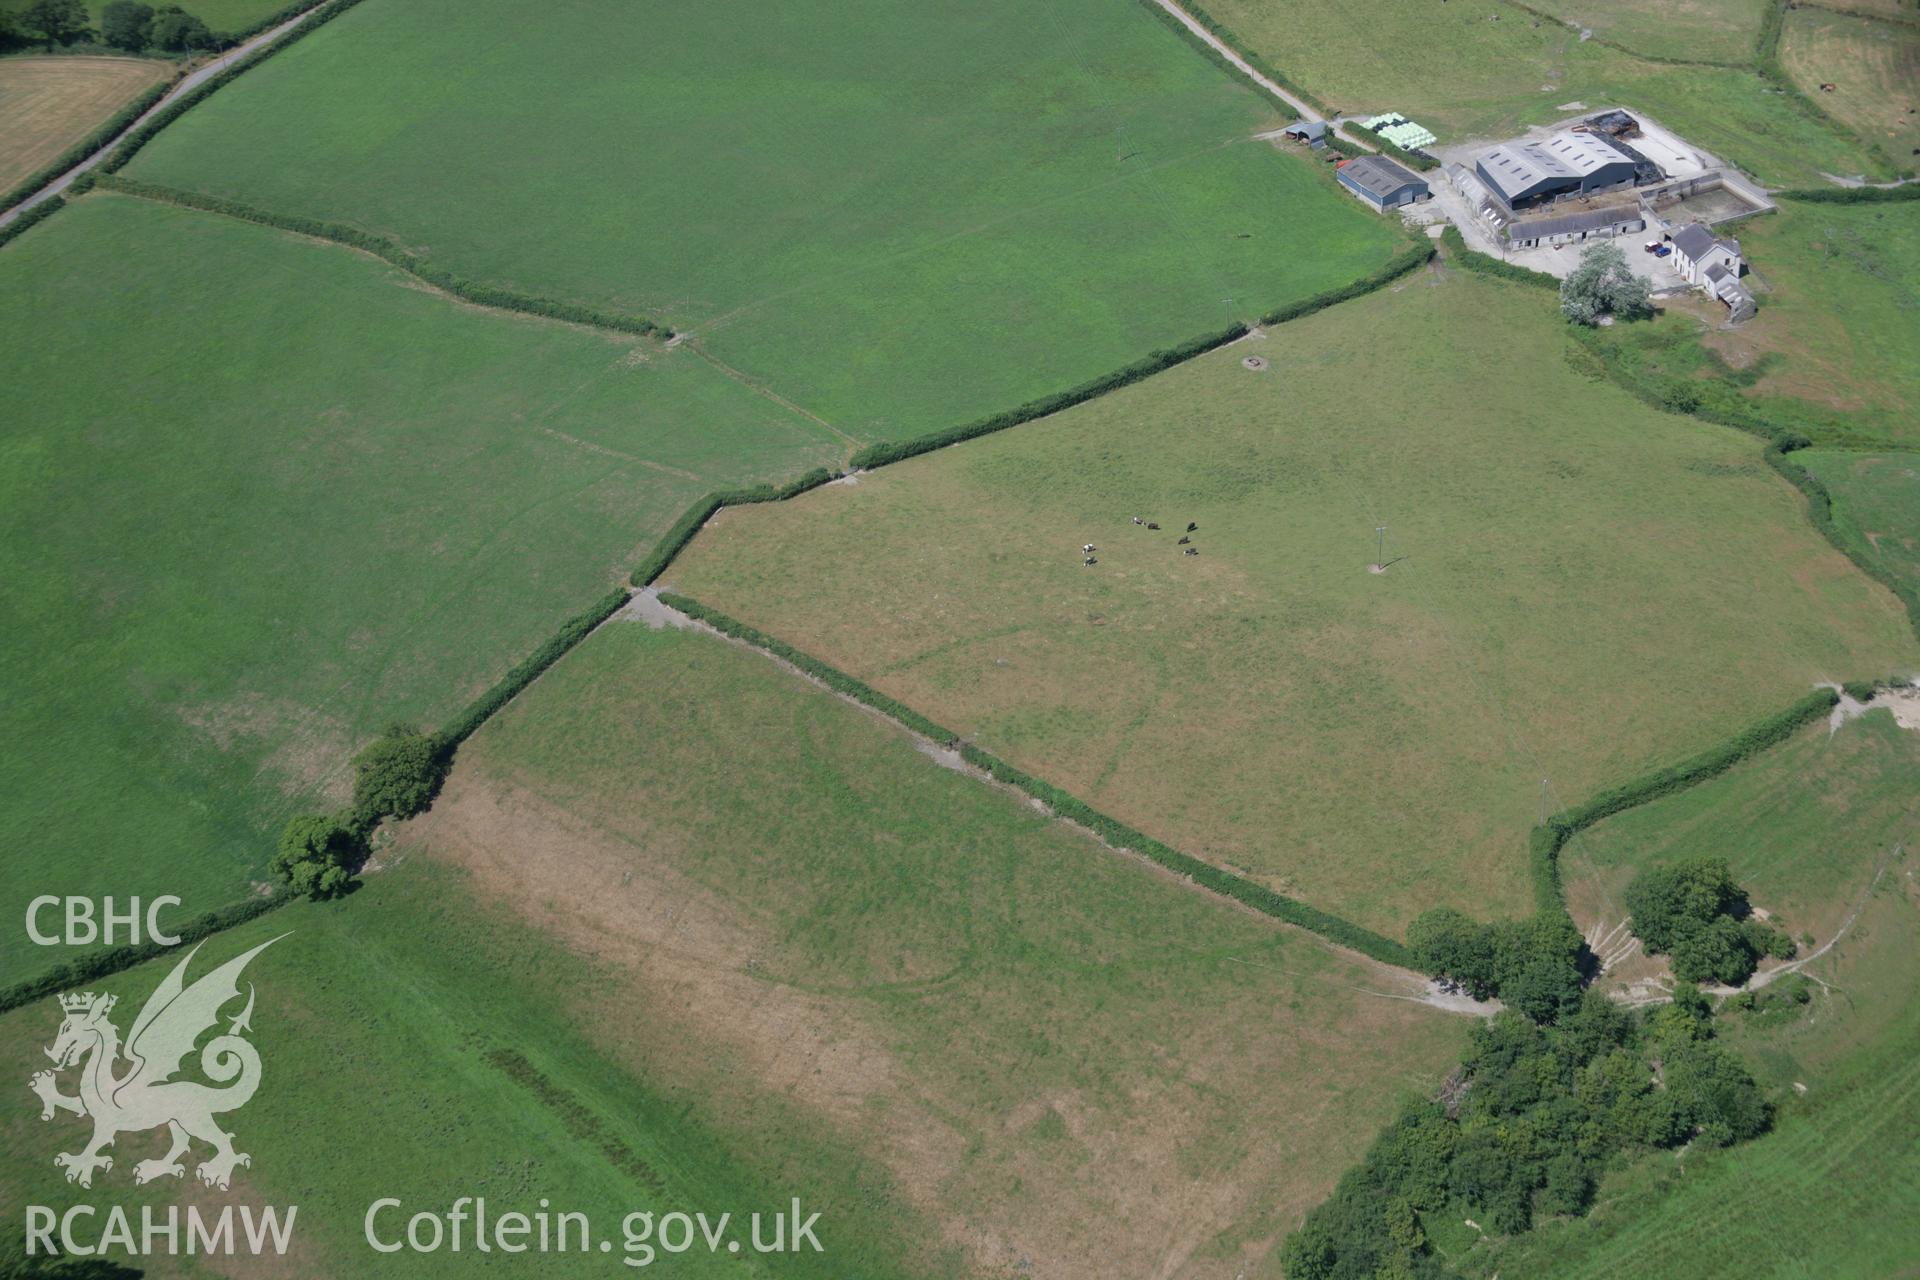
<box><xmin>1086</xmin><ymin>517</ymin><xmax>1202</xmax><ymax>564</ymax></box>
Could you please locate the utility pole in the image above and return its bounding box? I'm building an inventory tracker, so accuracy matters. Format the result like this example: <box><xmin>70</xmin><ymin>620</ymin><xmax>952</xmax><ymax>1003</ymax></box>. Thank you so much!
<box><xmin>1374</xmin><ymin>525</ymin><xmax>1387</xmax><ymax>569</ymax></box>
<box><xmin>1539</xmin><ymin>778</ymin><xmax>1550</xmax><ymax>825</ymax></box>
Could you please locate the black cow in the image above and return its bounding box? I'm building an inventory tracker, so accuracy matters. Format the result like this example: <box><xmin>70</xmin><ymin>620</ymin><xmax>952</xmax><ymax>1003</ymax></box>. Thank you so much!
<box><xmin>1187</xmin><ymin>522</ymin><xmax>1198</xmax><ymax>532</ymax></box>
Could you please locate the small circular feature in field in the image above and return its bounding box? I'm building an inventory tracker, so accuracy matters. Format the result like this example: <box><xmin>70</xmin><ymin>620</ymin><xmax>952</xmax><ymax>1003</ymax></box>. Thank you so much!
<box><xmin>1368</xmin><ymin>562</ymin><xmax>1389</xmax><ymax>574</ymax></box>
<box><xmin>1242</xmin><ymin>355</ymin><xmax>1269</xmax><ymax>372</ymax></box>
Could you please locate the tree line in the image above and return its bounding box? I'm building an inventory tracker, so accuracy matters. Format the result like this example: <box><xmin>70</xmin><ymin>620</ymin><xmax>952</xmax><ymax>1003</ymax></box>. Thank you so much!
<box><xmin>2</xmin><ymin>0</ymin><xmax>216</xmax><ymax>53</ymax></box>
<box><xmin>1283</xmin><ymin>985</ymin><xmax>1769</xmax><ymax>1278</ymax></box>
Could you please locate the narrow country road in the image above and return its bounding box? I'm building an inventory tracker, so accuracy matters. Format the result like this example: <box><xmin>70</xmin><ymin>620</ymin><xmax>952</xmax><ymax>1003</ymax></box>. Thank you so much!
<box><xmin>0</xmin><ymin>1</ymin><xmax>329</xmax><ymax>227</ymax></box>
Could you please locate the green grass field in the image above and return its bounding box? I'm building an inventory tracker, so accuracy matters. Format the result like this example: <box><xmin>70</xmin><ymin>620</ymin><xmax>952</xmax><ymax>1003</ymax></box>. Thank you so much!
<box><xmin>1464</xmin><ymin>742</ymin><xmax>1920</xmax><ymax>1279</ymax></box>
<box><xmin>1189</xmin><ymin>0</ymin><xmax>1895</xmax><ymax>184</ymax></box>
<box><xmin>388</xmin><ymin>617</ymin><xmax>1467</xmax><ymax>1278</ymax></box>
<box><xmin>0</xmin><ymin>192</ymin><xmax>846</xmax><ymax>981</ymax></box>
<box><xmin>1797</xmin><ymin>449</ymin><xmax>1920</xmax><ymax>597</ymax></box>
<box><xmin>1564</xmin><ymin>709</ymin><xmax>1920</xmax><ymax>949</ymax></box>
<box><xmin>667</xmin><ymin>270</ymin><xmax>1919</xmax><ymax>936</ymax></box>
<box><xmin>1702</xmin><ymin>200</ymin><xmax>1920</xmax><ymax>441</ymax></box>
<box><xmin>115</xmin><ymin>0</ymin><xmax>1408</xmax><ymax>438</ymax></box>
<box><xmin>0</xmin><ymin>862</ymin><xmax>946</xmax><ymax>1277</ymax></box>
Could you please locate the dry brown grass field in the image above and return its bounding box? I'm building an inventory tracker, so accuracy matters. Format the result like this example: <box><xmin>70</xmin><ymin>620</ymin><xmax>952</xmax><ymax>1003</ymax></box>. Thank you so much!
<box><xmin>0</xmin><ymin>56</ymin><xmax>168</xmax><ymax>193</ymax></box>
<box><xmin>395</xmin><ymin>619</ymin><xmax>1469</xmax><ymax>1278</ymax></box>
<box><xmin>665</xmin><ymin>272</ymin><xmax>1919</xmax><ymax>936</ymax></box>
<box><xmin>1780</xmin><ymin>5</ymin><xmax>1920</xmax><ymax>168</ymax></box>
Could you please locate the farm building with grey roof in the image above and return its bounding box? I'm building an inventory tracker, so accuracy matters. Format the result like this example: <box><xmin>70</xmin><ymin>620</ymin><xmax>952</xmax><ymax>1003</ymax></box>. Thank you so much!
<box><xmin>1474</xmin><ymin>132</ymin><xmax>1638</xmax><ymax>210</ymax></box>
<box><xmin>1335</xmin><ymin>155</ymin><xmax>1429</xmax><ymax>211</ymax></box>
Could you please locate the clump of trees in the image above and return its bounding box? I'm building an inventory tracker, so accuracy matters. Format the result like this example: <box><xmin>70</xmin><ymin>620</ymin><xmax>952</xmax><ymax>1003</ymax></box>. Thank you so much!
<box><xmin>13</xmin><ymin>0</ymin><xmax>90</xmax><ymax>46</ymax></box>
<box><xmin>1407</xmin><ymin>907</ymin><xmax>1585</xmax><ymax>1023</ymax></box>
<box><xmin>1282</xmin><ymin>985</ymin><xmax>1769</xmax><ymax>1278</ymax></box>
<box><xmin>1624</xmin><ymin>857</ymin><xmax>1794</xmax><ymax>985</ymax></box>
<box><xmin>270</xmin><ymin>724</ymin><xmax>448</xmax><ymax>900</ymax></box>
<box><xmin>349</xmin><ymin>722</ymin><xmax>447</xmax><ymax>830</ymax></box>
<box><xmin>1560</xmin><ymin>242</ymin><xmax>1652</xmax><ymax>326</ymax></box>
<box><xmin>102</xmin><ymin>1</ymin><xmax>214</xmax><ymax>51</ymax></box>
<box><xmin>3</xmin><ymin>0</ymin><xmax>216</xmax><ymax>52</ymax></box>
<box><xmin>270</xmin><ymin>813</ymin><xmax>358</xmax><ymax>900</ymax></box>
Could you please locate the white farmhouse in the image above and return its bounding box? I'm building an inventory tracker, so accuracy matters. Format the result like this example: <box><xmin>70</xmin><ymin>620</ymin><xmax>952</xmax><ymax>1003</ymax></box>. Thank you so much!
<box><xmin>1669</xmin><ymin>223</ymin><xmax>1755</xmax><ymax>322</ymax></box>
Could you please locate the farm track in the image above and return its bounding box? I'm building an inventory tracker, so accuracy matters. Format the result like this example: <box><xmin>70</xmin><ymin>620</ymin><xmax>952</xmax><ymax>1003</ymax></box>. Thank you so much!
<box><xmin>0</xmin><ymin>0</ymin><xmax>330</xmax><ymax>226</ymax></box>
<box><xmin>1144</xmin><ymin>0</ymin><xmax>1378</xmax><ymax>149</ymax></box>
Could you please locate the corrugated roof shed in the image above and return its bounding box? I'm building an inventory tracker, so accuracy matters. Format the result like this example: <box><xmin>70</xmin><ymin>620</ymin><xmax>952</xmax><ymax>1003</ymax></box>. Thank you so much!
<box><xmin>1504</xmin><ymin>205</ymin><xmax>1643</xmax><ymax>241</ymax></box>
<box><xmin>1477</xmin><ymin>132</ymin><xmax>1635</xmax><ymax>204</ymax></box>
<box><xmin>1338</xmin><ymin>154</ymin><xmax>1427</xmax><ymax>201</ymax></box>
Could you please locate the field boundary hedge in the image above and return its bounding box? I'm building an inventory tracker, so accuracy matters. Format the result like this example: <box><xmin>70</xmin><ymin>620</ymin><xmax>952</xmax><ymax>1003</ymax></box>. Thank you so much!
<box><xmin>1528</xmin><ymin>688</ymin><xmax>1840</xmax><ymax>913</ymax></box>
<box><xmin>0</xmin><ymin>193</ymin><xmax>65</xmax><ymax>249</ymax></box>
<box><xmin>661</xmin><ymin>592</ymin><xmax>1415</xmax><ymax>969</ymax></box>
<box><xmin>1439</xmin><ymin>225</ymin><xmax>1558</xmax><ymax>290</ymax></box>
<box><xmin>1773</xmin><ymin>183</ymin><xmax>1920</xmax><ymax>204</ymax></box>
<box><xmin>0</xmin><ymin>76</ymin><xmax>175</xmax><ymax>216</ymax></box>
<box><xmin>436</xmin><ymin>588</ymin><xmax>634</xmax><ymax>750</ymax></box>
<box><xmin>629</xmin><ymin>468</ymin><xmax>836</xmax><ymax>587</ymax></box>
<box><xmin>94</xmin><ymin>175</ymin><xmax>670</xmax><ymax>337</ymax></box>
<box><xmin>0</xmin><ymin>893</ymin><xmax>287</xmax><ymax>1016</ymax></box>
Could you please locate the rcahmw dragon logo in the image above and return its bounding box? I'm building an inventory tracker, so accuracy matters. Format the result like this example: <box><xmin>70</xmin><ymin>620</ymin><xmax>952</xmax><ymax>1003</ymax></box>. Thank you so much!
<box><xmin>29</xmin><ymin>936</ymin><xmax>285</xmax><ymax>1190</ymax></box>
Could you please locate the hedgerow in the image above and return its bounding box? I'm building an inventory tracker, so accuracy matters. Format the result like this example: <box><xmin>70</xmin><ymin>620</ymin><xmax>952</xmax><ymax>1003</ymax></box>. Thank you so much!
<box><xmin>847</xmin><ymin>325</ymin><xmax>1248</xmax><ymax>470</ymax></box>
<box><xmin>436</xmin><ymin>587</ymin><xmax>632</xmax><ymax>749</ymax></box>
<box><xmin>1773</xmin><ymin>184</ymin><xmax>1920</xmax><ymax>204</ymax></box>
<box><xmin>661</xmin><ymin>593</ymin><xmax>1412</xmax><ymax>968</ymax></box>
<box><xmin>1257</xmin><ymin>243</ymin><xmax>1433</xmax><ymax>327</ymax></box>
<box><xmin>629</xmin><ymin>468</ymin><xmax>836</xmax><ymax>587</ymax></box>
<box><xmin>95</xmin><ymin>176</ymin><xmax>669</xmax><ymax>337</ymax></box>
<box><xmin>0</xmin><ymin>78</ymin><xmax>174</xmax><ymax>215</ymax></box>
<box><xmin>0</xmin><ymin>195</ymin><xmax>65</xmax><ymax>250</ymax></box>
<box><xmin>1527</xmin><ymin>689</ymin><xmax>1839</xmax><ymax>916</ymax></box>
<box><xmin>1439</xmin><ymin>225</ymin><xmax>1557</xmax><ymax>290</ymax></box>
<box><xmin>659</xmin><ymin>592</ymin><xmax>960</xmax><ymax>745</ymax></box>
<box><xmin>0</xmin><ymin>894</ymin><xmax>287</xmax><ymax>1015</ymax></box>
